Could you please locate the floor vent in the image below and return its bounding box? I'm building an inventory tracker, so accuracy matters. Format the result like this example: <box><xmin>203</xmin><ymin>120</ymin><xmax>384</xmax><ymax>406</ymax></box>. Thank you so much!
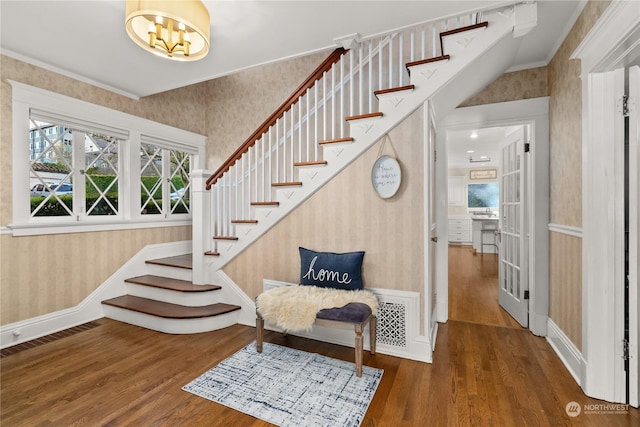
<box><xmin>1</xmin><ymin>321</ymin><xmax>102</xmax><ymax>358</ymax></box>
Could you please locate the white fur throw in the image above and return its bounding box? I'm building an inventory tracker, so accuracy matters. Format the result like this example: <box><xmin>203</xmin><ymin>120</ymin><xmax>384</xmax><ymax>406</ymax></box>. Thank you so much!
<box><xmin>256</xmin><ymin>285</ymin><xmax>379</xmax><ymax>332</ymax></box>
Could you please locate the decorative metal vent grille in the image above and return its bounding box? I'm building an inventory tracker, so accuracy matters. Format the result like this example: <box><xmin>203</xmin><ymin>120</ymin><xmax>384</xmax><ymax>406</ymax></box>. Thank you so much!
<box><xmin>376</xmin><ymin>301</ymin><xmax>407</xmax><ymax>348</ymax></box>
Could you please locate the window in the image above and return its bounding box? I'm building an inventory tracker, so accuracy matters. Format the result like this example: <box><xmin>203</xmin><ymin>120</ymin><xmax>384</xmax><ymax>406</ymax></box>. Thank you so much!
<box><xmin>29</xmin><ymin>117</ymin><xmax>123</xmax><ymax>219</ymax></box>
<box><xmin>10</xmin><ymin>81</ymin><xmax>205</xmax><ymax>235</ymax></box>
<box><xmin>467</xmin><ymin>183</ymin><xmax>499</xmax><ymax>210</ymax></box>
<box><xmin>140</xmin><ymin>141</ymin><xmax>193</xmax><ymax>217</ymax></box>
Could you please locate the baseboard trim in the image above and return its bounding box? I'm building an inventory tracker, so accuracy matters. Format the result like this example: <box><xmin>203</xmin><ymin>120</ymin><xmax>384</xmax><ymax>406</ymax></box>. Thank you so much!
<box><xmin>546</xmin><ymin>318</ymin><xmax>583</xmax><ymax>387</ymax></box>
<box><xmin>0</xmin><ymin>240</ymin><xmax>191</xmax><ymax>349</ymax></box>
<box><xmin>214</xmin><ymin>270</ymin><xmax>260</xmax><ymax>327</ymax></box>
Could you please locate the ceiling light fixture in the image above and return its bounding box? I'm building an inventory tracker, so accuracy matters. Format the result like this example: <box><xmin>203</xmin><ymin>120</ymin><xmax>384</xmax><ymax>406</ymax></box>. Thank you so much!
<box><xmin>470</xmin><ymin>131</ymin><xmax>479</xmax><ymax>139</ymax></box>
<box><xmin>469</xmin><ymin>156</ymin><xmax>491</xmax><ymax>163</ymax></box>
<box><xmin>125</xmin><ymin>0</ymin><xmax>211</xmax><ymax>61</ymax></box>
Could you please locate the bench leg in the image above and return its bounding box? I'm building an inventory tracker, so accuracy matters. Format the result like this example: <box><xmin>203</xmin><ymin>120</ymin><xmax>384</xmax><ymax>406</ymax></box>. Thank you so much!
<box><xmin>256</xmin><ymin>314</ymin><xmax>264</xmax><ymax>353</ymax></box>
<box><xmin>355</xmin><ymin>323</ymin><xmax>364</xmax><ymax>377</ymax></box>
<box><xmin>369</xmin><ymin>316</ymin><xmax>376</xmax><ymax>355</ymax></box>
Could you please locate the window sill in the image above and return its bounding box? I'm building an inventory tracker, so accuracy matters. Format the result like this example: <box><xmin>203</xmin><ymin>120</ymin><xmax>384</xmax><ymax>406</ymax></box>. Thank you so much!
<box><xmin>4</xmin><ymin>218</ymin><xmax>192</xmax><ymax>237</ymax></box>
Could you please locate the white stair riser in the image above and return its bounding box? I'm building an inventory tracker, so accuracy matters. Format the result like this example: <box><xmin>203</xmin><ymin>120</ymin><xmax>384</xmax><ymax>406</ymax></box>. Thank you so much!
<box><xmin>125</xmin><ymin>283</ymin><xmax>222</xmax><ymax>306</ymax></box>
<box><xmin>442</xmin><ymin>26</ymin><xmax>488</xmax><ymax>56</ymax></box>
<box><xmin>102</xmin><ymin>305</ymin><xmax>239</xmax><ymax>334</ymax></box>
<box><xmin>145</xmin><ymin>264</ymin><xmax>193</xmax><ymax>282</ymax></box>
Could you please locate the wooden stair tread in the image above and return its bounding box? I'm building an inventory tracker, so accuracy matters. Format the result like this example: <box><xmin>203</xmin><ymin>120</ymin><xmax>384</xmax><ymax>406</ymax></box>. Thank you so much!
<box><xmin>231</xmin><ymin>219</ymin><xmax>258</xmax><ymax>224</ymax></box>
<box><xmin>319</xmin><ymin>137</ymin><xmax>354</xmax><ymax>145</ymax></box>
<box><xmin>294</xmin><ymin>160</ymin><xmax>328</xmax><ymax>167</ymax></box>
<box><xmin>440</xmin><ymin>21</ymin><xmax>488</xmax><ymax>38</ymax></box>
<box><xmin>272</xmin><ymin>181</ymin><xmax>302</xmax><ymax>187</ymax></box>
<box><xmin>345</xmin><ymin>112</ymin><xmax>383</xmax><ymax>121</ymax></box>
<box><xmin>214</xmin><ymin>236</ymin><xmax>239</xmax><ymax>241</ymax></box>
<box><xmin>102</xmin><ymin>295</ymin><xmax>240</xmax><ymax>319</ymax></box>
<box><xmin>146</xmin><ymin>254</ymin><xmax>192</xmax><ymax>269</ymax></box>
<box><xmin>374</xmin><ymin>85</ymin><xmax>415</xmax><ymax>96</ymax></box>
<box><xmin>124</xmin><ymin>275</ymin><xmax>221</xmax><ymax>292</ymax></box>
<box><xmin>204</xmin><ymin>251</ymin><xmax>220</xmax><ymax>256</ymax></box>
<box><xmin>406</xmin><ymin>55</ymin><xmax>450</xmax><ymax>69</ymax></box>
<box><xmin>251</xmin><ymin>201</ymin><xmax>280</xmax><ymax>206</ymax></box>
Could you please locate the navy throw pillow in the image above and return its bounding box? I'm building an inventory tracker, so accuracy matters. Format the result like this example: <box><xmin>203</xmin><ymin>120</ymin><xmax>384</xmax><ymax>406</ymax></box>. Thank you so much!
<box><xmin>299</xmin><ymin>247</ymin><xmax>365</xmax><ymax>290</ymax></box>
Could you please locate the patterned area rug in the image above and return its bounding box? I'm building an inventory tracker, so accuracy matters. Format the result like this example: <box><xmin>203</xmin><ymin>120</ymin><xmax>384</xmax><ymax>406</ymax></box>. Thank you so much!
<box><xmin>182</xmin><ymin>341</ymin><xmax>383</xmax><ymax>427</ymax></box>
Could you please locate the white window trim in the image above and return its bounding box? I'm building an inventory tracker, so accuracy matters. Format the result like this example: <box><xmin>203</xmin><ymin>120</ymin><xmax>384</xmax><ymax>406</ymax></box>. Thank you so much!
<box><xmin>9</xmin><ymin>80</ymin><xmax>206</xmax><ymax>236</ymax></box>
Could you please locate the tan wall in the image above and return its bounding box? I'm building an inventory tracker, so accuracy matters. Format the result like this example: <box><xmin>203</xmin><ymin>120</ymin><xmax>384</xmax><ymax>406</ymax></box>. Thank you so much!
<box><xmin>0</xmin><ymin>227</ymin><xmax>190</xmax><ymax>324</ymax></box>
<box><xmin>459</xmin><ymin>66</ymin><xmax>548</xmax><ymax>108</ymax></box>
<box><xmin>224</xmin><ymin>107</ymin><xmax>425</xmax><ymax>304</ymax></box>
<box><xmin>546</xmin><ymin>0</ymin><xmax>610</xmax><ymax>351</ymax></box>
<box><xmin>0</xmin><ymin>55</ymin><xmax>203</xmax><ymax>325</ymax></box>
<box><xmin>549</xmin><ymin>232</ymin><xmax>582</xmax><ymax>349</ymax></box>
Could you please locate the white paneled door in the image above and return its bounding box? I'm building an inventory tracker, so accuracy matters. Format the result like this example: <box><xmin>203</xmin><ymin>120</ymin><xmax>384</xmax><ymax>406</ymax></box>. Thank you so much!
<box><xmin>498</xmin><ymin>126</ymin><xmax>528</xmax><ymax>327</ymax></box>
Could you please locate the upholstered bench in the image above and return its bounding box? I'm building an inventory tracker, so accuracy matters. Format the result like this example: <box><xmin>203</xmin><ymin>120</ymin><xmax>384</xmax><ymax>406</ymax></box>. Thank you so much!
<box><xmin>256</xmin><ymin>247</ymin><xmax>377</xmax><ymax>377</ymax></box>
<box><xmin>256</xmin><ymin>301</ymin><xmax>376</xmax><ymax>377</ymax></box>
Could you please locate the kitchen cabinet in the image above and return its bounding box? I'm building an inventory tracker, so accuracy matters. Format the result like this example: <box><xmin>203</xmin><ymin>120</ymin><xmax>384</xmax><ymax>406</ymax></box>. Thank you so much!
<box><xmin>448</xmin><ymin>217</ymin><xmax>471</xmax><ymax>244</ymax></box>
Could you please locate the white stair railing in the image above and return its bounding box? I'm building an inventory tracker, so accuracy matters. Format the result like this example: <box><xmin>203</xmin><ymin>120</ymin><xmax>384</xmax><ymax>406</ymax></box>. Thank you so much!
<box><xmin>207</xmin><ymin>10</ymin><xmax>483</xmax><ymax>249</ymax></box>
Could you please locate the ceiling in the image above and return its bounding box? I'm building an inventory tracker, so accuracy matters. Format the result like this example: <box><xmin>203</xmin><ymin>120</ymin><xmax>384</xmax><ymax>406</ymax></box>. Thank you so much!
<box><xmin>1</xmin><ymin>0</ymin><xmax>585</xmax><ymax>100</ymax></box>
<box><xmin>446</xmin><ymin>126</ymin><xmax>521</xmax><ymax>170</ymax></box>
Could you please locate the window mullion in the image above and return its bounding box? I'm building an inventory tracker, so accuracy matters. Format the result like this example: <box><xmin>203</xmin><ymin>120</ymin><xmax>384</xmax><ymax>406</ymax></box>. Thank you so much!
<box><xmin>73</xmin><ymin>131</ymin><xmax>86</xmax><ymax>219</ymax></box>
<box><xmin>162</xmin><ymin>148</ymin><xmax>171</xmax><ymax>218</ymax></box>
<box><xmin>126</xmin><ymin>132</ymin><xmax>141</xmax><ymax>220</ymax></box>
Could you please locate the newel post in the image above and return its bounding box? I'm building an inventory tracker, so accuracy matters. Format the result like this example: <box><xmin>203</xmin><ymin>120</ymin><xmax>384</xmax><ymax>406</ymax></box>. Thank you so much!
<box><xmin>191</xmin><ymin>169</ymin><xmax>212</xmax><ymax>285</ymax></box>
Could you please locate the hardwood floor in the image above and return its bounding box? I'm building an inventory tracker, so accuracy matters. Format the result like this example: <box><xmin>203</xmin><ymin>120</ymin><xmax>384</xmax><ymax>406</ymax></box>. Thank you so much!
<box><xmin>448</xmin><ymin>245</ymin><xmax>521</xmax><ymax>328</ymax></box>
<box><xmin>1</xmin><ymin>246</ymin><xmax>638</xmax><ymax>426</ymax></box>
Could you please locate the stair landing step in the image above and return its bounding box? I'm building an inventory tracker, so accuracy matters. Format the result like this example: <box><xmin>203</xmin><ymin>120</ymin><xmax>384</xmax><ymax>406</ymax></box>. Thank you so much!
<box><xmin>146</xmin><ymin>254</ymin><xmax>192</xmax><ymax>269</ymax></box>
<box><xmin>124</xmin><ymin>275</ymin><xmax>221</xmax><ymax>292</ymax></box>
<box><xmin>102</xmin><ymin>295</ymin><xmax>240</xmax><ymax>319</ymax></box>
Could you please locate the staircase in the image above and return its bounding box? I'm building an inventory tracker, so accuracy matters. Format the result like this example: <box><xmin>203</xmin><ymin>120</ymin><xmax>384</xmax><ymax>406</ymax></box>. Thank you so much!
<box><xmin>102</xmin><ymin>254</ymin><xmax>241</xmax><ymax>333</ymax></box>
<box><xmin>103</xmin><ymin>3</ymin><xmax>537</xmax><ymax>333</ymax></box>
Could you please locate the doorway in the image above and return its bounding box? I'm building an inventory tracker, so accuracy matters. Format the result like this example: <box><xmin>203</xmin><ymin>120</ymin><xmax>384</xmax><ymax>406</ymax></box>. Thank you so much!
<box><xmin>445</xmin><ymin>124</ymin><xmax>519</xmax><ymax>326</ymax></box>
<box><xmin>434</xmin><ymin>97</ymin><xmax>550</xmax><ymax>337</ymax></box>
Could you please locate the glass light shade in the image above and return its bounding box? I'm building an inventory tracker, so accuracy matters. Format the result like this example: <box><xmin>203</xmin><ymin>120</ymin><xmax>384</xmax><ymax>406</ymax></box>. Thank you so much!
<box><xmin>125</xmin><ymin>0</ymin><xmax>210</xmax><ymax>61</ymax></box>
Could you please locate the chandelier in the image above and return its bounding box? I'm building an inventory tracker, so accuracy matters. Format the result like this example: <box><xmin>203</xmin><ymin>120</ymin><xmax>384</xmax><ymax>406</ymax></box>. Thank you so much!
<box><xmin>125</xmin><ymin>0</ymin><xmax>211</xmax><ymax>61</ymax></box>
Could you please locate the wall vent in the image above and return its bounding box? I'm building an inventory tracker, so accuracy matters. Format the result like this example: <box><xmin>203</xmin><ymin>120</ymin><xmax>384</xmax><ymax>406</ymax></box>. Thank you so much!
<box><xmin>376</xmin><ymin>301</ymin><xmax>408</xmax><ymax>348</ymax></box>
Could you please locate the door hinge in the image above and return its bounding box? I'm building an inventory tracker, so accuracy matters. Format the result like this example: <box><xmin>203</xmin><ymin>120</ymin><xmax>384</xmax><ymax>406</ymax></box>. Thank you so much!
<box><xmin>618</xmin><ymin>95</ymin><xmax>629</xmax><ymax>117</ymax></box>
<box><xmin>523</xmin><ymin>290</ymin><xmax>530</xmax><ymax>299</ymax></box>
<box><xmin>524</xmin><ymin>142</ymin><xmax>530</xmax><ymax>153</ymax></box>
<box><xmin>623</xmin><ymin>338</ymin><xmax>630</xmax><ymax>361</ymax></box>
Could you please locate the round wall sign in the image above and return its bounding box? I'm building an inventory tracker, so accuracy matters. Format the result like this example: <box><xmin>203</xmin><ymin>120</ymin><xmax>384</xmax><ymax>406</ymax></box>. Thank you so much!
<box><xmin>371</xmin><ymin>155</ymin><xmax>402</xmax><ymax>199</ymax></box>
